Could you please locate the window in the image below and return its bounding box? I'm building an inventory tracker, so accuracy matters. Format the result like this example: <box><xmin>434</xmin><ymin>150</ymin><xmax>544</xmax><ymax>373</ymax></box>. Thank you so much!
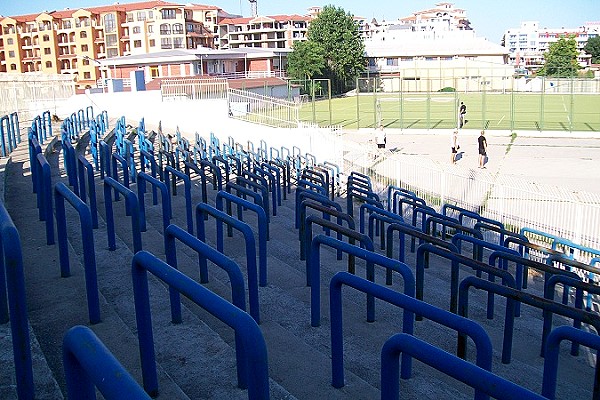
<box><xmin>105</xmin><ymin>34</ymin><xmax>117</xmax><ymax>47</ymax></box>
<box><xmin>149</xmin><ymin>39</ymin><xmax>155</xmax><ymax>47</ymax></box>
<box><xmin>107</xmin><ymin>48</ymin><xmax>119</xmax><ymax>57</ymax></box>
<box><xmin>150</xmin><ymin>65</ymin><xmax>159</xmax><ymax>77</ymax></box>
<box><xmin>81</xmin><ymin>44</ymin><xmax>88</xmax><ymax>51</ymax></box>
<box><xmin>8</xmin><ymin>50</ymin><xmax>15</xmax><ymax>57</ymax></box>
<box><xmin>44</xmin><ymin>47</ymin><xmax>51</xmax><ymax>55</ymax></box>
<box><xmin>386</xmin><ymin>58</ymin><xmax>398</xmax><ymax>66</ymax></box>
<box><xmin>43</xmin><ymin>34</ymin><xmax>50</xmax><ymax>41</ymax></box>
<box><xmin>161</xmin><ymin>9</ymin><xmax>176</xmax><ymax>19</ymax></box>
<box><xmin>84</xmin><ymin>72</ymin><xmax>91</xmax><ymax>79</ymax></box>
<box><xmin>83</xmin><ymin>58</ymin><xmax>90</xmax><ymax>65</ymax></box>
<box><xmin>172</xmin><ymin>23</ymin><xmax>183</xmax><ymax>34</ymax></box>
<box><xmin>148</xmin><ymin>25</ymin><xmax>153</xmax><ymax>33</ymax></box>
<box><xmin>63</xmin><ymin>20</ymin><xmax>71</xmax><ymax>29</ymax></box>
<box><xmin>7</xmin><ymin>38</ymin><xmax>13</xmax><ymax>45</ymax></box>
<box><xmin>104</xmin><ymin>14</ymin><xmax>116</xmax><ymax>33</ymax></box>
<box><xmin>173</xmin><ymin>37</ymin><xmax>184</xmax><ymax>48</ymax></box>
<box><xmin>137</xmin><ymin>11</ymin><xmax>146</xmax><ymax>21</ymax></box>
<box><xmin>10</xmin><ymin>64</ymin><xmax>17</xmax><ymax>71</ymax></box>
<box><xmin>148</xmin><ymin>11</ymin><xmax>154</xmax><ymax>19</ymax></box>
<box><xmin>80</xmin><ymin>31</ymin><xmax>87</xmax><ymax>38</ymax></box>
<box><xmin>45</xmin><ymin>61</ymin><xmax>52</xmax><ymax>68</ymax></box>
<box><xmin>160</xmin><ymin>24</ymin><xmax>171</xmax><ymax>35</ymax></box>
<box><xmin>134</xmin><ymin>40</ymin><xmax>142</xmax><ymax>48</ymax></box>
<box><xmin>161</xmin><ymin>38</ymin><xmax>172</xmax><ymax>49</ymax></box>
<box><xmin>133</xmin><ymin>26</ymin><xmax>141</xmax><ymax>34</ymax></box>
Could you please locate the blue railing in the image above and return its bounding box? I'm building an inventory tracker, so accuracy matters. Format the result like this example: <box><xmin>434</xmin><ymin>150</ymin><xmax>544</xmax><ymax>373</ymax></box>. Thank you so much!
<box><xmin>0</xmin><ymin>202</ymin><xmax>34</xmax><ymax>399</ymax></box>
<box><xmin>136</xmin><ymin>172</ymin><xmax>170</xmax><ymax>235</ymax></box>
<box><xmin>195</xmin><ymin>203</ymin><xmax>260</xmax><ymax>323</ymax></box>
<box><xmin>36</xmin><ymin>153</ymin><xmax>54</xmax><ymax>245</ymax></box>
<box><xmin>54</xmin><ymin>182</ymin><xmax>101</xmax><ymax>324</ymax></box>
<box><xmin>458</xmin><ymin>275</ymin><xmax>600</xmax><ymax>364</ymax></box>
<box><xmin>309</xmin><ymin>235</ymin><xmax>414</xmax><ymax>327</ymax></box>
<box><xmin>132</xmin><ymin>251</ymin><xmax>270</xmax><ymax>399</ymax></box>
<box><xmin>215</xmin><ymin>190</ymin><xmax>268</xmax><ymax>286</ymax></box>
<box><xmin>63</xmin><ymin>325</ymin><xmax>150</xmax><ymax>400</ymax></box>
<box><xmin>381</xmin><ymin>333</ymin><xmax>544</xmax><ymax>400</ymax></box>
<box><xmin>0</xmin><ymin>112</ymin><xmax>21</xmax><ymax>157</ymax></box>
<box><xmin>542</xmin><ymin>326</ymin><xmax>600</xmax><ymax>400</ymax></box>
<box><xmin>164</xmin><ymin>166</ymin><xmax>192</xmax><ymax>233</ymax></box>
<box><xmin>330</xmin><ymin>272</ymin><xmax>493</xmax><ymax>400</ymax></box>
<box><xmin>77</xmin><ymin>154</ymin><xmax>99</xmax><ymax>229</ymax></box>
<box><xmin>103</xmin><ymin>177</ymin><xmax>142</xmax><ymax>252</ymax></box>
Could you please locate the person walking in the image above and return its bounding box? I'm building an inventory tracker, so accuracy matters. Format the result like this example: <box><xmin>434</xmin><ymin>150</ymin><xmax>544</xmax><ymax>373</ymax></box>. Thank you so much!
<box><xmin>450</xmin><ymin>129</ymin><xmax>459</xmax><ymax>164</ymax></box>
<box><xmin>478</xmin><ymin>130</ymin><xmax>487</xmax><ymax>168</ymax></box>
<box><xmin>375</xmin><ymin>124</ymin><xmax>386</xmax><ymax>149</ymax></box>
<box><xmin>459</xmin><ymin>101</ymin><xmax>467</xmax><ymax>128</ymax></box>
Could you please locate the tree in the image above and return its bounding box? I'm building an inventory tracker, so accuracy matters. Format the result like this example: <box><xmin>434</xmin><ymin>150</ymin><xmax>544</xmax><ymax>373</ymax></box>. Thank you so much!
<box><xmin>537</xmin><ymin>36</ymin><xmax>580</xmax><ymax>77</ymax></box>
<box><xmin>286</xmin><ymin>40</ymin><xmax>325</xmax><ymax>81</ymax></box>
<box><xmin>584</xmin><ymin>36</ymin><xmax>600</xmax><ymax>64</ymax></box>
<box><xmin>302</xmin><ymin>5</ymin><xmax>365</xmax><ymax>94</ymax></box>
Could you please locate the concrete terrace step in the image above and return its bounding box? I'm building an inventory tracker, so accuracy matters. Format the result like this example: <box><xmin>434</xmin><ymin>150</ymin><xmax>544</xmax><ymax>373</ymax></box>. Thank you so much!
<box><xmin>1</xmin><ymin>130</ymin><xmax>598</xmax><ymax>400</ymax></box>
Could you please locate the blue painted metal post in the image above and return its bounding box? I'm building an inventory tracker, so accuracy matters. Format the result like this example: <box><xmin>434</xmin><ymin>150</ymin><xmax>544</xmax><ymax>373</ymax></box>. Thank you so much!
<box><xmin>54</xmin><ymin>182</ymin><xmax>101</xmax><ymax>324</ymax></box>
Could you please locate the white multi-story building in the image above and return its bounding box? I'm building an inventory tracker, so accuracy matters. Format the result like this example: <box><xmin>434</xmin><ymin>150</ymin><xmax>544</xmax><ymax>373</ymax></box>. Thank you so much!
<box><xmin>363</xmin><ymin>3</ymin><xmax>513</xmax><ymax>92</ymax></box>
<box><xmin>218</xmin><ymin>14</ymin><xmax>309</xmax><ymax>50</ymax></box>
<box><xmin>503</xmin><ymin>21</ymin><xmax>600</xmax><ymax>72</ymax></box>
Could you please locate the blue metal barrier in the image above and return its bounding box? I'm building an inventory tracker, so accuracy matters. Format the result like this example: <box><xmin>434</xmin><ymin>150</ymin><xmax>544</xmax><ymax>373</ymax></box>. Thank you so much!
<box><xmin>417</xmin><ymin>243</ymin><xmax>515</xmax><ymax>318</ymax></box>
<box><xmin>213</xmin><ymin>155</ymin><xmax>230</xmax><ymax>183</ymax></box>
<box><xmin>297</xmin><ymin>178</ymin><xmax>327</xmax><ymax>196</ymax></box>
<box><xmin>111</xmin><ymin>152</ymin><xmax>130</xmax><ymax>201</ymax></box>
<box><xmin>184</xmin><ymin>160</ymin><xmax>210</xmax><ymax>206</ymax></box>
<box><xmin>63</xmin><ymin>325</ymin><xmax>150</xmax><ymax>400</ymax></box>
<box><xmin>458</xmin><ymin>275</ymin><xmax>600</xmax><ymax>366</ymax></box>
<box><xmin>54</xmin><ymin>182</ymin><xmax>100</xmax><ymax>324</ymax></box>
<box><xmin>309</xmin><ymin>235</ymin><xmax>414</xmax><ymax>328</ymax></box>
<box><xmin>99</xmin><ymin>140</ymin><xmax>111</xmax><ymax>180</ymax></box>
<box><xmin>140</xmin><ymin>149</ymin><xmax>159</xmax><ymax>205</ymax></box>
<box><xmin>543</xmin><ymin>274</ymin><xmax>600</xmax><ymax>357</ymax></box>
<box><xmin>387</xmin><ymin>185</ymin><xmax>418</xmax><ymax>212</ymax></box>
<box><xmin>411</xmin><ymin>205</ymin><xmax>449</xmax><ymax>250</ymax></box>
<box><xmin>62</xmin><ymin>138</ymin><xmax>79</xmax><ymax>195</ymax></box>
<box><xmin>199</xmin><ymin>158</ymin><xmax>223</xmax><ymax>191</ymax></box>
<box><xmin>362</xmin><ymin>203</ymin><xmax>404</xmax><ymax>250</ymax></box>
<box><xmin>103</xmin><ymin>177</ymin><xmax>142</xmax><ymax>252</ymax></box>
<box><xmin>88</xmin><ymin>120</ymin><xmax>100</xmax><ymax>170</ymax></box>
<box><xmin>475</xmin><ymin>221</ymin><xmax>527</xmax><ymax>247</ymax></box>
<box><xmin>77</xmin><ymin>154</ymin><xmax>98</xmax><ymax>229</ymax></box>
<box><xmin>295</xmin><ymin>186</ymin><xmax>339</xmax><ymax>229</ymax></box>
<box><xmin>426</xmin><ymin>215</ymin><xmax>483</xmax><ymax>242</ymax></box>
<box><xmin>253</xmin><ymin>165</ymin><xmax>278</xmax><ymax>215</ymax></box>
<box><xmin>542</xmin><ymin>326</ymin><xmax>600</xmax><ymax>400</ymax></box>
<box><xmin>300</xmin><ymin>200</ymin><xmax>353</xmax><ymax>260</ymax></box>
<box><xmin>442</xmin><ymin>203</ymin><xmax>473</xmax><ymax>220</ymax></box>
<box><xmin>164</xmin><ymin>224</ymin><xmax>247</xmax><ymax>324</ymax></box>
<box><xmin>0</xmin><ymin>202</ymin><xmax>34</xmax><ymax>399</ymax></box>
<box><xmin>36</xmin><ymin>153</ymin><xmax>54</xmax><ymax>245</ymax></box>
<box><xmin>137</xmin><ymin>172</ymin><xmax>170</xmax><ymax>237</ymax></box>
<box><xmin>236</xmin><ymin>176</ymin><xmax>270</xmax><ymax>222</ymax></box>
<box><xmin>331</xmin><ymin>271</ymin><xmax>493</xmax><ymax>400</ymax></box>
<box><xmin>215</xmin><ymin>190</ymin><xmax>268</xmax><ymax>286</ymax></box>
<box><xmin>381</xmin><ymin>333</ymin><xmax>544</xmax><ymax>400</ymax></box>
<box><xmin>29</xmin><ymin>135</ymin><xmax>41</xmax><ymax>193</ymax></box>
<box><xmin>452</xmin><ymin>233</ymin><xmax>522</xmax><ymax>316</ymax></box>
<box><xmin>132</xmin><ymin>251</ymin><xmax>270</xmax><ymax>398</ymax></box>
<box><xmin>346</xmin><ymin>185</ymin><xmax>381</xmax><ymax>218</ymax></box>
<box><xmin>164</xmin><ymin>166</ymin><xmax>192</xmax><ymax>233</ymax></box>
<box><xmin>196</xmin><ymin>203</ymin><xmax>260</xmax><ymax>323</ymax></box>
<box><xmin>261</xmin><ymin>162</ymin><xmax>282</xmax><ymax>206</ymax></box>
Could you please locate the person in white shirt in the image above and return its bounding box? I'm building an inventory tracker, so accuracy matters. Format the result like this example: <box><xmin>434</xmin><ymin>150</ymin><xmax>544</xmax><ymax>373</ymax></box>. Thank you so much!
<box><xmin>376</xmin><ymin>125</ymin><xmax>386</xmax><ymax>149</ymax></box>
<box><xmin>450</xmin><ymin>129</ymin><xmax>459</xmax><ymax>163</ymax></box>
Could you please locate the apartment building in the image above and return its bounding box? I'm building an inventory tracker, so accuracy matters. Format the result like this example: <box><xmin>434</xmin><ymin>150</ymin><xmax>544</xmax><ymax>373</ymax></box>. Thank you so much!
<box><xmin>218</xmin><ymin>14</ymin><xmax>309</xmax><ymax>50</ymax></box>
<box><xmin>0</xmin><ymin>1</ymin><xmax>234</xmax><ymax>88</ymax></box>
<box><xmin>503</xmin><ymin>21</ymin><xmax>600</xmax><ymax>72</ymax></box>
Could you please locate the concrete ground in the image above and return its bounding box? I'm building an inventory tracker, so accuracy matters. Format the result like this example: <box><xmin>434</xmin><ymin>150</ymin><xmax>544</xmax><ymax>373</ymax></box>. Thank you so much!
<box><xmin>348</xmin><ymin>128</ymin><xmax>600</xmax><ymax>195</ymax></box>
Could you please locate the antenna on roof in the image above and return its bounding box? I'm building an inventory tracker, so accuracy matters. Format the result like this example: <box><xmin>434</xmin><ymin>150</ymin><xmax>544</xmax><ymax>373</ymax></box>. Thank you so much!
<box><xmin>249</xmin><ymin>0</ymin><xmax>257</xmax><ymax>17</ymax></box>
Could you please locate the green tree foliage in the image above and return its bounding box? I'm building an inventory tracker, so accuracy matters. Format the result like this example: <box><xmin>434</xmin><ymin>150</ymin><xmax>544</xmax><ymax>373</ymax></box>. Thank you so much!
<box><xmin>299</xmin><ymin>5</ymin><xmax>365</xmax><ymax>94</ymax></box>
<box><xmin>286</xmin><ymin>40</ymin><xmax>325</xmax><ymax>80</ymax></box>
<box><xmin>537</xmin><ymin>36</ymin><xmax>580</xmax><ymax>77</ymax></box>
<box><xmin>584</xmin><ymin>36</ymin><xmax>600</xmax><ymax>64</ymax></box>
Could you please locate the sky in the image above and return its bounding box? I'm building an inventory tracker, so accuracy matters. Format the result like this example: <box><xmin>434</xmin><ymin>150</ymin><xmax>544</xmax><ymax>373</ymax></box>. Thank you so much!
<box><xmin>1</xmin><ymin>0</ymin><xmax>599</xmax><ymax>44</ymax></box>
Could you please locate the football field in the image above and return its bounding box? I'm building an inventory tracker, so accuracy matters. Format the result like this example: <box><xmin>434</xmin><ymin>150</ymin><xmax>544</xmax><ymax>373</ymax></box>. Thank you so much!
<box><xmin>299</xmin><ymin>92</ymin><xmax>600</xmax><ymax>132</ymax></box>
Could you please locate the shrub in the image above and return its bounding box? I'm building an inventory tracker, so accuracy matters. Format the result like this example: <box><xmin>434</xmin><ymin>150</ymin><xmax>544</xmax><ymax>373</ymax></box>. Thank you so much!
<box><xmin>438</xmin><ymin>87</ymin><xmax>456</xmax><ymax>92</ymax></box>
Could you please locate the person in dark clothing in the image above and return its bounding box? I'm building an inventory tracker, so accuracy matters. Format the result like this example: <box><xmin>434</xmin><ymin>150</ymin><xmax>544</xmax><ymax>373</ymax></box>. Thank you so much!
<box><xmin>478</xmin><ymin>130</ymin><xmax>487</xmax><ymax>168</ymax></box>
<box><xmin>459</xmin><ymin>101</ymin><xmax>467</xmax><ymax>128</ymax></box>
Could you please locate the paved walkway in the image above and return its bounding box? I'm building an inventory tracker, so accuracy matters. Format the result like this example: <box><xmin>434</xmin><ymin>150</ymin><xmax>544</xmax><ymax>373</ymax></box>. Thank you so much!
<box><xmin>346</xmin><ymin>128</ymin><xmax>600</xmax><ymax>195</ymax></box>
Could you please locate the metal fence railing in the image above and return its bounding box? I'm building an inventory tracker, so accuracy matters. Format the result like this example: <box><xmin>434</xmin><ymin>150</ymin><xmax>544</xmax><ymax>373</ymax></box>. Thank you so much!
<box><xmin>0</xmin><ymin>73</ymin><xmax>75</xmax><ymax>128</ymax></box>
<box><xmin>228</xmin><ymin>88</ymin><xmax>300</xmax><ymax>129</ymax></box>
<box><xmin>160</xmin><ymin>78</ymin><xmax>228</xmax><ymax>101</ymax></box>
